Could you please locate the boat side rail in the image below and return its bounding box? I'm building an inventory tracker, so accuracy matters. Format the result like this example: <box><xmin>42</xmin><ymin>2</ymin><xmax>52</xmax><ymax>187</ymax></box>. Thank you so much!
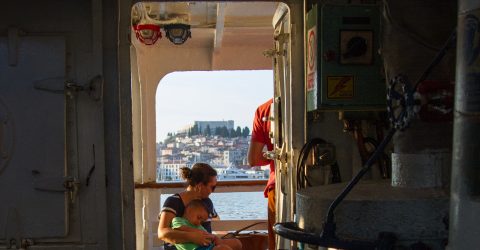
<box><xmin>135</xmin><ymin>179</ymin><xmax>268</xmax><ymax>193</ymax></box>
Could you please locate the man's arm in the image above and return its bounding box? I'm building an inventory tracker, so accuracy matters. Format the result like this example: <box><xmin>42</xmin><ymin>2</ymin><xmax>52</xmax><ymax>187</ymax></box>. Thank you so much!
<box><xmin>248</xmin><ymin>140</ymin><xmax>271</xmax><ymax>166</ymax></box>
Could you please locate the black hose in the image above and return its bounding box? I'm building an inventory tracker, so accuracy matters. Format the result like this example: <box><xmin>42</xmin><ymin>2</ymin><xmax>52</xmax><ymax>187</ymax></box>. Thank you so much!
<box><xmin>274</xmin><ymin>222</ymin><xmax>377</xmax><ymax>249</ymax></box>
<box><xmin>363</xmin><ymin>137</ymin><xmax>390</xmax><ymax>179</ymax></box>
<box><xmin>296</xmin><ymin>138</ymin><xmax>327</xmax><ymax>189</ymax></box>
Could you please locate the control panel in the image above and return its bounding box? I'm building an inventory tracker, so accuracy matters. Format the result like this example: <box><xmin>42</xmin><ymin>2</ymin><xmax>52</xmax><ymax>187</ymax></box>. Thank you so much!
<box><xmin>306</xmin><ymin>4</ymin><xmax>386</xmax><ymax>111</ymax></box>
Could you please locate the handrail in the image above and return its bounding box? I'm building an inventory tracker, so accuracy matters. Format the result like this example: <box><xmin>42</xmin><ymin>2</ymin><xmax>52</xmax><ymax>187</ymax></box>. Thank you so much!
<box><xmin>135</xmin><ymin>180</ymin><xmax>268</xmax><ymax>189</ymax></box>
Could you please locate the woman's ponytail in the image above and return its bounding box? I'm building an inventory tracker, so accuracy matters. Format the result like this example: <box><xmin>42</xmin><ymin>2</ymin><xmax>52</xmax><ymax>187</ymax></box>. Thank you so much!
<box><xmin>181</xmin><ymin>163</ymin><xmax>217</xmax><ymax>187</ymax></box>
<box><xmin>180</xmin><ymin>167</ymin><xmax>192</xmax><ymax>180</ymax></box>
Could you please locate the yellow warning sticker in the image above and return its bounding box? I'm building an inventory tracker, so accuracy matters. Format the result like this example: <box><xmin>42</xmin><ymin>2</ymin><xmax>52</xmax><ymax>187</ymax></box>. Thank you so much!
<box><xmin>327</xmin><ymin>76</ymin><xmax>354</xmax><ymax>99</ymax></box>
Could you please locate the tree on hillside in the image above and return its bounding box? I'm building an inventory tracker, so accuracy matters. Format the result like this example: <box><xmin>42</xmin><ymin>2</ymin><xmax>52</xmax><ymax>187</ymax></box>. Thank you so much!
<box><xmin>229</xmin><ymin>128</ymin><xmax>236</xmax><ymax>138</ymax></box>
<box><xmin>205</xmin><ymin>125</ymin><xmax>211</xmax><ymax>136</ymax></box>
<box><xmin>220</xmin><ymin>126</ymin><xmax>229</xmax><ymax>137</ymax></box>
<box><xmin>191</xmin><ymin>124</ymin><xmax>199</xmax><ymax>136</ymax></box>
<box><xmin>235</xmin><ymin>126</ymin><xmax>242</xmax><ymax>137</ymax></box>
<box><xmin>242</xmin><ymin>127</ymin><xmax>250</xmax><ymax>137</ymax></box>
<box><xmin>214</xmin><ymin>126</ymin><xmax>222</xmax><ymax>136</ymax></box>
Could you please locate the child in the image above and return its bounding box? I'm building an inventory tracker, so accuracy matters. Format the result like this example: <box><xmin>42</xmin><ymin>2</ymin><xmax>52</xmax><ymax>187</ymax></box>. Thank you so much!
<box><xmin>171</xmin><ymin>199</ymin><xmax>233</xmax><ymax>250</ymax></box>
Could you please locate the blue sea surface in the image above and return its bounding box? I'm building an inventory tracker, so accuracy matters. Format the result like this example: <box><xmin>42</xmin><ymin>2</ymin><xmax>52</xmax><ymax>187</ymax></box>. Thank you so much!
<box><xmin>160</xmin><ymin>192</ymin><xmax>267</xmax><ymax>220</ymax></box>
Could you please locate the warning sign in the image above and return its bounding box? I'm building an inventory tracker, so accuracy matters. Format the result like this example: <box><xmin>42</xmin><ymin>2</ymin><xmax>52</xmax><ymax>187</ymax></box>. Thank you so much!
<box><xmin>307</xmin><ymin>26</ymin><xmax>317</xmax><ymax>91</ymax></box>
<box><xmin>327</xmin><ymin>76</ymin><xmax>354</xmax><ymax>99</ymax></box>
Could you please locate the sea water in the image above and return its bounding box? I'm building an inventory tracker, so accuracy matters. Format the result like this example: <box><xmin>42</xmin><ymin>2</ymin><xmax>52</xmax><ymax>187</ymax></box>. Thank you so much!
<box><xmin>160</xmin><ymin>192</ymin><xmax>267</xmax><ymax>220</ymax></box>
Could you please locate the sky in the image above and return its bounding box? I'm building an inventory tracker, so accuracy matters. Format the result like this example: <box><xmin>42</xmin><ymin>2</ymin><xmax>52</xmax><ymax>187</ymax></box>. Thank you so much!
<box><xmin>156</xmin><ymin>70</ymin><xmax>273</xmax><ymax>143</ymax></box>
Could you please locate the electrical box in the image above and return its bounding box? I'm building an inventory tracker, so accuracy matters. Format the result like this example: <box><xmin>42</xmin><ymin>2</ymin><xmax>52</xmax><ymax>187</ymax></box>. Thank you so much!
<box><xmin>306</xmin><ymin>4</ymin><xmax>385</xmax><ymax>111</ymax></box>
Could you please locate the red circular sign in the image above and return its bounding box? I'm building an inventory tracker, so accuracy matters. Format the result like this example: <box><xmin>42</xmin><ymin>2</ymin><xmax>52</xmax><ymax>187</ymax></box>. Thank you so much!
<box><xmin>308</xmin><ymin>30</ymin><xmax>316</xmax><ymax>71</ymax></box>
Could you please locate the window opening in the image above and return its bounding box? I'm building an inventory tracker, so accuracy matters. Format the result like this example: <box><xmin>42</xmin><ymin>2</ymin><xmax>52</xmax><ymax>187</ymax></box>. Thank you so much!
<box><xmin>156</xmin><ymin>70</ymin><xmax>272</xmax><ymax>220</ymax></box>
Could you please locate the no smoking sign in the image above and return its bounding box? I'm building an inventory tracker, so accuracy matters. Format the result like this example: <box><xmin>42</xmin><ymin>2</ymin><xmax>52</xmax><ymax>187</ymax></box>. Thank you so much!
<box><xmin>307</xmin><ymin>27</ymin><xmax>316</xmax><ymax>73</ymax></box>
<box><xmin>307</xmin><ymin>26</ymin><xmax>317</xmax><ymax>91</ymax></box>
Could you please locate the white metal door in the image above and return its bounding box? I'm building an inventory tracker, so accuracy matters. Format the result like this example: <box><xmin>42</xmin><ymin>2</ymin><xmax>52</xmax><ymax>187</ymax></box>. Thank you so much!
<box><xmin>272</xmin><ymin>3</ymin><xmax>306</xmax><ymax>249</ymax></box>
<box><xmin>272</xmin><ymin>5</ymin><xmax>293</xmax><ymax>250</ymax></box>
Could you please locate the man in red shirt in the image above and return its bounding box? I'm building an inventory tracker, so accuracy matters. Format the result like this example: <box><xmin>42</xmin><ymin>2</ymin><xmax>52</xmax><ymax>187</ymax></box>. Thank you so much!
<box><xmin>248</xmin><ymin>98</ymin><xmax>275</xmax><ymax>250</ymax></box>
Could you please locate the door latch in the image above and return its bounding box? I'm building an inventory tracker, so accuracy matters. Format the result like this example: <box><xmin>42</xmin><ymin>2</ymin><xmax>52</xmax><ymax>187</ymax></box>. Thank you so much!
<box><xmin>264</xmin><ymin>146</ymin><xmax>288</xmax><ymax>164</ymax></box>
<box><xmin>33</xmin><ymin>175</ymin><xmax>80</xmax><ymax>204</ymax></box>
<box><xmin>64</xmin><ymin>178</ymin><xmax>80</xmax><ymax>204</ymax></box>
<box><xmin>33</xmin><ymin>75</ymin><xmax>103</xmax><ymax>101</ymax></box>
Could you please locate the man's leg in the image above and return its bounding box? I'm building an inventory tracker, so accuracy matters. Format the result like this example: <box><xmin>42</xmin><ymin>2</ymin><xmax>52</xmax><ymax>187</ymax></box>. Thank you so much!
<box><xmin>267</xmin><ymin>188</ymin><xmax>276</xmax><ymax>250</ymax></box>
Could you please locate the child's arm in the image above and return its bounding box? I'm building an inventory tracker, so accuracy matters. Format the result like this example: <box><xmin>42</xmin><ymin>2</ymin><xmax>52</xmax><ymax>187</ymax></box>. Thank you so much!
<box><xmin>174</xmin><ymin>225</ymin><xmax>216</xmax><ymax>242</ymax></box>
<box><xmin>174</xmin><ymin>225</ymin><xmax>208</xmax><ymax>234</ymax></box>
<box><xmin>171</xmin><ymin>217</ymin><xmax>215</xmax><ymax>245</ymax></box>
<box><xmin>159</xmin><ymin>213</ymin><xmax>209</xmax><ymax>245</ymax></box>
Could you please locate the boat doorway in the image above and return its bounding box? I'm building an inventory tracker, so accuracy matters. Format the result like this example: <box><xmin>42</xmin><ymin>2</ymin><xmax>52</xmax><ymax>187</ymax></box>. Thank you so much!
<box><xmin>130</xmin><ymin>2</ymin><xmax>284</xmax><ymax>249</ymax></box>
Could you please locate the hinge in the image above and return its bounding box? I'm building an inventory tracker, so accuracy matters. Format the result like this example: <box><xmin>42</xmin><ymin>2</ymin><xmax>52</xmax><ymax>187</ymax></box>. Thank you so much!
<box><xmin>5</xmin><ymin>208</ymin><xmax>35</xmax><ymax>249</ymax></box>
<box><xmin>7</xmin><ymin>27</ymin><xmax>26</xmax><ymax>67</ymax></box>
<box><xmin>263</xmin><ymin>48</ymin><xmax>280</xmax><ymax>58</ymax></box>
<box><xmin>0</xmin><ymin>99</ymin><xmax>13</xmax><ymax>175</ymax></box>
<box><xmin>7</xmin><ymin>28</ymin><xmax>18</xmax><ymax>67</ymax></box>
<box><xmin>21</xmin><ymin>239</ymin><xmax>34</xmax><ymax>249</ymax></box>
<box><xmin>274</xmin><ymin>33</ymin><xmax>290</xmax><ymax>42</ymax></box>
<box><xmin>6</xmin><ymin>238</ymin><xmax>34</xmax><ymax>249</ymax></box>
<box><xmin>5</xmin><ymin>207</ymin><xmax>21</xmax><ymax>249</ymax></box>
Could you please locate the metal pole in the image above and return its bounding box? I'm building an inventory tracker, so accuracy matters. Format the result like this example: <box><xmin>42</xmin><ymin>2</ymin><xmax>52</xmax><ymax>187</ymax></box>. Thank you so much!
<box><xmin>449</xmin><ymin>0</ymin><xmax>480</xmax><ymax>248</ymax></box>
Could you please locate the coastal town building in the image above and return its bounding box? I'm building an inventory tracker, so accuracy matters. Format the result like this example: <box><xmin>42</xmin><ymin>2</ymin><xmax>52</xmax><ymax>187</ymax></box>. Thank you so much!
<box><xmin>156</xmin><ymin>121</ymin><xmax>268</xmax><ymax>181</ymax></box>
